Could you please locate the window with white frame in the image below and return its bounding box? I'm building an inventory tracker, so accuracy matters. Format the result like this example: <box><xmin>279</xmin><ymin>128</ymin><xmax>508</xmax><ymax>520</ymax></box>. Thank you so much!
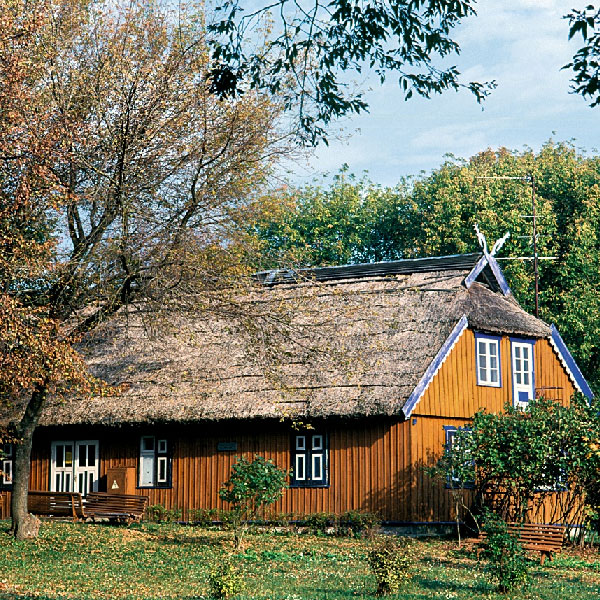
<box><xmin>291</xmin><ymin>432</ymin><xmax>328</xmax><ymax>487</ymax></box>
<box><xmin>511</xmin><ymin>339</ymin><xmax>535</xmax><ymax>408</ymax></box>
<box><xmin>50</xmin><ymin>440</ymin><xmax>99</xmax><ymax>495</ymax></box>
<box><xmin>1</xmin><ymin>444</ymin><xmax>13</xmax><ymax>488</ymax></box>
<box><xmin>475</xmin><ymin>333</ymin><xmax>501</xmax><ymax>387</ymax></box>
<box><xmin>138</xmin><ymin>436</ymin><xmax>171</xmax><ymax>488</ymax></box>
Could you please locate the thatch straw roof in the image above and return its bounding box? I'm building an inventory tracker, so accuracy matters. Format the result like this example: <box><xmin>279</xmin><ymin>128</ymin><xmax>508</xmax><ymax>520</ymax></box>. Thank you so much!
<box><xmin>25</xmin><ymin>253</ymin><xmax>551</xmax><ymax>426</ymax></box>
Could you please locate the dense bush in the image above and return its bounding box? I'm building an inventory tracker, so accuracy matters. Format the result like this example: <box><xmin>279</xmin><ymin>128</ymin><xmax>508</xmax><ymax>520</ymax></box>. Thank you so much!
<box><xmin>482</xmin><ymin>515</ymin><xmax>530</xmax><ymax>593</ymax></box>
<box><xmin>302</xmin><ymin>512</ymin><xmax>335</xmax><ymax>535</ymax></box>
<box><xmin>207</xmin><ymin>559</ymin><xmax>243</xmax><ymax>599</ymax></box>
<box><xmin>145</xmin><ymin>504</ymin><xmax>182</xmax><ymax>523</ymax></box>
<box><xmin>367</xmin><ymin>536</ymin><xmax>415</xmax><ymax>596</ymax></box>
<box><xmin>339</xmin><ymin>510</ymin><xmax>381</xmax><ymax>537</ymax></box>
<box><xmin>188</xmin><ymin>508</ymin><xmax>218</xmax><ymax>526</ymax></box>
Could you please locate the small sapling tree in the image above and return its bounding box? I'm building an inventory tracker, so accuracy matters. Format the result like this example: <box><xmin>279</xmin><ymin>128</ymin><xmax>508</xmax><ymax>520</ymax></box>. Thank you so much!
<box><xmin>219</xmin><ymin>455</ymin><xmax>288</xmax><ymax>548</ymax></box>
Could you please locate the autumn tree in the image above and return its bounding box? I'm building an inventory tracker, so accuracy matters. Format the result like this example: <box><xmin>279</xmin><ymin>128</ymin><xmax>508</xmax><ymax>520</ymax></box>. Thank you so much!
<box><xmin>0</xmin><ymin>0</ymin><xmax>295</xmax><ymax>539</ymax></box>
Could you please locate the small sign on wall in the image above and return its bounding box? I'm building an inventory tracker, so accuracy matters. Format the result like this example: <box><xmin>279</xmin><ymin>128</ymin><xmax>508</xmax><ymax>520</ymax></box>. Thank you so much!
<box><xmin>217</xmin><ymin>442</ymin><xmax>238</xmax><ymax>452</ymax></box>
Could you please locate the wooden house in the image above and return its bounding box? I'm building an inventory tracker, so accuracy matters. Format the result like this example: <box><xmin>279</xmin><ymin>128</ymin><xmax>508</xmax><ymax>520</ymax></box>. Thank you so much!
<box><xmin>0</xmin><ymin>251</ymin><xmax>593</xmax><ymax>524</ymax></box>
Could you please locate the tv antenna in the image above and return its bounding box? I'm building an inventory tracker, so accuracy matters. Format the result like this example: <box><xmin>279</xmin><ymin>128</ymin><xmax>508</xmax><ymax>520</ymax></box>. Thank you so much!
<box><xmin>475</xmin><ymin>175</ymin><xmax>556</xmax><ymax>318</ymax></box>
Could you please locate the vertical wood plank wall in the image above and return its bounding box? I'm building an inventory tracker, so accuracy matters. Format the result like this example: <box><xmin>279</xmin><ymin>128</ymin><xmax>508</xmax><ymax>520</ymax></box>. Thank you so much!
<box><xmin>28</xmin><ymin>418</ymin><xmax>423</xmax><ymax>522</ymax></box>
<box><xmin>19</xmin><ymin>330</ymin><xmax>577</xmax><ymax>524</ymax></box>
<box><xmin>416</xmin><ymin>330</ymin><xmax>574</xmax><ymax>418</ymax></box>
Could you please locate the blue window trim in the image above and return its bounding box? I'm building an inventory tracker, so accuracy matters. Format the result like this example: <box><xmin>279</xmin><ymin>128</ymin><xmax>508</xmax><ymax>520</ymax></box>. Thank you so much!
<box><xmin>474</xmin><ymin>332</ymin><xmax>502</xmax><ymax>388</ymax></box>
<box><xmin>443</xmin><ymin>426</ymin><xmax>474</xmax><ymax>489</ymax></box>
<box><xmin>290</xmin><ymin>432</ymin><xmax>330</xmax><ymax>489</ymax></box>
<box><xmin>550</xmin><ymin>325</ymin><xmax>594</xmax><ymax>399</ymax></box>
<box><xmin>510</xmin><ymin>337</ymin><xmax>536</xmax><ymax>407</ymax></box>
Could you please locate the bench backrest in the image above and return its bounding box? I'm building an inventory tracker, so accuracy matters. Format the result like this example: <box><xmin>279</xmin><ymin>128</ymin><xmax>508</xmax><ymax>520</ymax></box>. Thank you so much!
<box><xmin>28</xmin><ymin>491</ymin><xmax>85</xmax><ymax>518</ymax></box>
<box><xmin>85</xmin><ymin>492</ymin><xmax>148</xmax><ymax>516</ymax></box>
<box><xmin>506</xmin><ymin>523</ymin><xmax>565</xmax><ymax>548</ymax></box>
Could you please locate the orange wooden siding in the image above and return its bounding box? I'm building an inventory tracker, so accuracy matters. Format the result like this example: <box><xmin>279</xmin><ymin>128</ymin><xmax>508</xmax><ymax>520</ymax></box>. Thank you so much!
<box><xmin>17</xmin><ymin>328</ymin><xmax>579</xmax><ymax>525</ymax></box>
<box><xmin>415</xmin><ymin>330</ymin><xmax>574</xmax><ymax>419</ymax></box>
<box><xmin>27</xmin><ymin>419</ymin><xmax>424</xmax><ymax>522</ymax></box>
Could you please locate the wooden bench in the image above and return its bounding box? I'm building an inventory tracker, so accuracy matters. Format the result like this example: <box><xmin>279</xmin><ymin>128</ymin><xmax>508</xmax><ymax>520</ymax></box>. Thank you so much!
<box><xmin>466</xmin><ymin>522</ymin><xmax>566</xmax><ymax>565</ymax></box>
<box><xmin>27</xmin><ymin>491</ymin><xmax>86</xmax><ymax>521</ymax></box>
<box><xmin>85</xmin><ymin>492</ymin><xmax>148</xmax><ymax>523</ymax></box>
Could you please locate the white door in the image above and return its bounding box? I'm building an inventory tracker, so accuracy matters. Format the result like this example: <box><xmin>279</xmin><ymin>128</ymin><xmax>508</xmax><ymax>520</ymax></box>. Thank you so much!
<box><xmin>51</xmin><ymin>440</ymin><xmax>99</xmax><ymax>494</ymax></box>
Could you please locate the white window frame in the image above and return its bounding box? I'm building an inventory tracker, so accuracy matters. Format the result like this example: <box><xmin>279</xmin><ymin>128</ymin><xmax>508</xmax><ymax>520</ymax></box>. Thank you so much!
<box><xmin>291</xmin><ymin>432</ymin><xmax>328</xmax><ymax>487</ymax></box>
<box><xmin>511</xmin><ymin>339</ymin><xmax>535</xmax><ymax>408</ymax></box>
<box><xmin>1</xmin><ymin>444</ymin><xmax>13</xmax><ymax>487</ymax></box>
<box><xmin>50</xmin><ymin>440</ymin><xmax>99</xmax><ymax>495</ymax></box>
<box><xmin>475</xmin><ymin>333</ymin><xmax>502</xmax><ymax>387</ymax></box>
<box><xmin>138</xmin><ymin>436</ymin><xmax>171</xmax><ymax>488</ymax></box>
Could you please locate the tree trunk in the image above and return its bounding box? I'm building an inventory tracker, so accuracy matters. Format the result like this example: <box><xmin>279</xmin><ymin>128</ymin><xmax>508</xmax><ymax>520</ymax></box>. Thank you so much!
<box><xmin>11</xmin><ymin>384</ymin><xmax>47</xmax><ymax>540</ymax></box>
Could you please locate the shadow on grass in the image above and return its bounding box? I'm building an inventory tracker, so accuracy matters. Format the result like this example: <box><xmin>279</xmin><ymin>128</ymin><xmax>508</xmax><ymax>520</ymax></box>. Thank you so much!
<box><xmin>151</xmin><ymin>532</ymin><xmax>222</xmax><ymax>546</ymax></box>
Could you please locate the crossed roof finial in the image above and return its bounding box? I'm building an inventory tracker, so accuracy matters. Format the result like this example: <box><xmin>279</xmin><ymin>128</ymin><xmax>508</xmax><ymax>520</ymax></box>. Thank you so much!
<box><xmin>474</xmin><ymin>224</ymin><xmax>510</xmax><ymax>258</ymax></box>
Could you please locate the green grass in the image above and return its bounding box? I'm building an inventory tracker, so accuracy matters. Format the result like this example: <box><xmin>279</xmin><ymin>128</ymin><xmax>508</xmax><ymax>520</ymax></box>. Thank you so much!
<box><xmin>0</xmin><ymin>520</ymin><xmax>599</xmax><ymax>599</ymax></box>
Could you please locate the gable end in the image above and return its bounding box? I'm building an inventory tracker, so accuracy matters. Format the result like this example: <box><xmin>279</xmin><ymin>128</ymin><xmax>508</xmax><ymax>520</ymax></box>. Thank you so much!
<box><xmin>549</xmin><ymin>325</ymin><xmax>594</xmax><ymax>399</ymax></box>
<box><xmin>402</xmin><ymin>315</ymin><xmax>469</xmax><ymax>418</ymax></box>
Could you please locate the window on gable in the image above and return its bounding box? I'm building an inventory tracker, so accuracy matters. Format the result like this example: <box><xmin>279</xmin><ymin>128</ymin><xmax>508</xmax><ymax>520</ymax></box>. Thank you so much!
<box><xmin>1</xmin><ymin>444</ymin><xmax>13</xmax><ymax>488</ymax></box>
<box><xmin>138</xmin><ymin>436</ymin><xmax>171</xmax><ymax>488</ymax></box>
<box><xmin>444</xmin><ymin>426</ymin><xmax>474</xmax><ymax>488</ymax></box>
<box><xmin>291</xmin><ymin>432</ymin><xmax>328</xmax><ymax>487</ymax></box>
<box><xmin>475</xmin><ymin>333</ymin><xmax>501</xmax><ymax>387</ymax></box>
<box><xmin>511</xmin><ymin>339</ymin><xmax>535</xmax><ymax>408</ymax></box>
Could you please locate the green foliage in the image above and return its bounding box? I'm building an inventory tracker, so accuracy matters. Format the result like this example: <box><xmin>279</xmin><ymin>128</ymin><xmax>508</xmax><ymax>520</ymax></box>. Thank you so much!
<box><xmin>188</xmin><ymin>508</ymin><xmax>218</xmax><ymax>526</ymax></box>
<box><xmin>432</xmin><ymin>396</ymin><xmax>600</xmax><ymax>527</ymax></box>
<box><xmin>367</xmin><ymin>535</ymin><xmax>415</xmax><ymax>596</ymax></box>
<box><xmin>208</xmin><ymin>1</ymin><xmax>492</xmax><ymax>144</ymax></box>
<box><xmin>251</xmin><ymin>142</ymin><xmax>600</xmax><ymax>392</ymax></box>
<box><xmin>339</xmin><ymin>510</ymin><xmax>381</xmax><ymax>537</ymax></box>
<box><xmin>207</xmin><ymin>559</ymin><xmax>243</xmax><ymax>600</ymax></box>
<box><xmin>565</xmin><ymin>7</ymin><xmax>600</xmax><ymax>107</ymax></box>
<box><xmin>302</xmin><ymin>512</ymin><xmax>336</xmax><ymax>535</ymax></box>
<box><xmin>482</xmin><ymin>514</ymin><xmax>530</xmax><ymax>594</ymax></box>
<box><xmin>219</xmin><ymin>455</ymin><xmax>288</xmax><ymax>547</ymax></box>
<box><xmin>249</xmin><ymin>168</ymin><xmax>418</xmax><ymax>268</ymax></box>
<box><xmin>145</xmin><ymin>504</ymin><xmax>182</xmax><ymax>523</ymax></box>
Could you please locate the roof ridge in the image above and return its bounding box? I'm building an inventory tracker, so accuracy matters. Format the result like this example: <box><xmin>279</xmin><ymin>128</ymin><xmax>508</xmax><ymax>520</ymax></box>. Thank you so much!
<box><xmin>254</xmin><ymin>253</ymin><xmax>482</xmax><ymax>286</ymax></box>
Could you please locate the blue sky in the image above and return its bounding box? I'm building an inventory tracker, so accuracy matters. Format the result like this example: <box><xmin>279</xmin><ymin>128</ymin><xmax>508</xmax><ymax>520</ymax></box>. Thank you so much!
<box><xmin>290</xmin><ymin>1</ymin><xmax>598</xmax><ymax>187</ymax></box>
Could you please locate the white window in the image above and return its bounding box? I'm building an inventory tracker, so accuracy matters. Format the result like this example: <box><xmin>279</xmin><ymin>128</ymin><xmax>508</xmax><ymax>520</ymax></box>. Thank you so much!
<box><xmin>139</xmin><ymin>436</ymin><xmax>170</xmax><ymax>488</ymax></box>
<box><xmin>475</xmin><ymin>334</ymin><xmax>501</xmax><ymax>387</ymax></box>
<box><xmin>291</xmin><ymin>432</ymin><xmax>328</xmax><ymax>487</ymax></box>
<box><xmin>50</xmin><ymin>441</ymin><xmax>99</xmax><ymax>495</ymax></box>
<box><xmin>511</xmin><ymin>339</ymin><xmax>535</xmax><ymax>408</ymax></box>
<box><xmin>1</xmin><ymin>444</ymin><xmax>13</xmax><ymax>487</ymax></box>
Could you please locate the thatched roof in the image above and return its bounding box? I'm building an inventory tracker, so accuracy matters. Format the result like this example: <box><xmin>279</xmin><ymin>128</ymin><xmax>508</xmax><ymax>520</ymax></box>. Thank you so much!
<box><xmin>26</xmin><ymin>253</ymin><xmax>552</xmax><ymax>426</ymax></box>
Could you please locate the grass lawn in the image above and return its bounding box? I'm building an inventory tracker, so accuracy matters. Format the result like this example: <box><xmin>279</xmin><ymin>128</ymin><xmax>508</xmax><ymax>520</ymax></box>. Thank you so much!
<box><xmin>0</xmin><ymin>520</ymin><xmax>599</xmax><ymax>600</ymax></box>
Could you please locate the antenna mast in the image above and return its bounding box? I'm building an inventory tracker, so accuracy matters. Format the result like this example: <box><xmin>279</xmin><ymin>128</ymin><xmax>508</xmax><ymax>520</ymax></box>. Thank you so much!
<box><xmin>475</xmin><ymin>175</ymin><xmax>547</xmax><ymax>318</ymax></box>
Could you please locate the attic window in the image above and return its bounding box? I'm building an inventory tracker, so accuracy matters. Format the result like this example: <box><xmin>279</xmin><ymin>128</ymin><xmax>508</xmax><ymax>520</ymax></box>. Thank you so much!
<box><xmin>511</xmin><ymin>339</ymin><xmax>535</xmax><ymax>408</ymax></box>
<box><xmin>138</xmin><ymin>436</ymin><xmax>171</xmax><ymax>489</ymax></box>
<box><xmin>475</xmin><ymin>333</ymin><xmax>501</xmax><ymax>387</ymax></box>
<box><xmin>291</xmin><ymin>432</ymin><xmax>329</xmax><ymax>488</ymax></box>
